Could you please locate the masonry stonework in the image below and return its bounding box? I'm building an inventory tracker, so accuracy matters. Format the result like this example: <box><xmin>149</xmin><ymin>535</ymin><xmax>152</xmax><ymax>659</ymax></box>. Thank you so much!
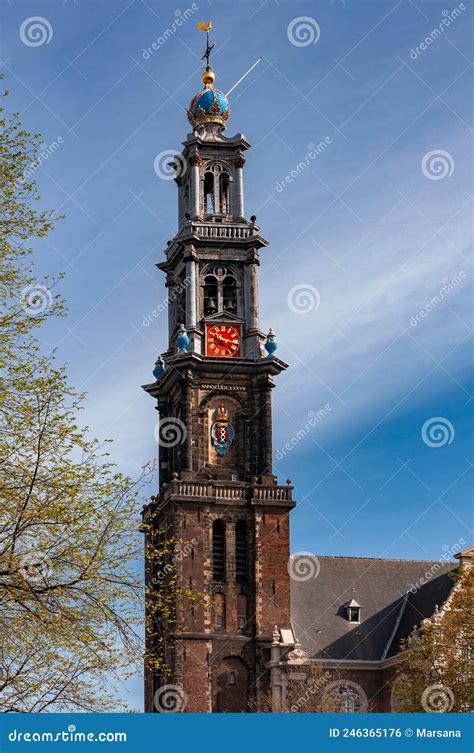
<box><xmin>142</xmin><ymin>55</ymin><xmax>294</xmax><ymax>713</ymax></box>
<box><xmin>142</xmin><ymin>40</ymin><xmax>460</xmax><ymax>714</ymax></box>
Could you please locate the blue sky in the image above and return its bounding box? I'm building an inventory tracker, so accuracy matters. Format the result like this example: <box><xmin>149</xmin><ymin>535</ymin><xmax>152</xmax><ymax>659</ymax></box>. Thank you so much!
<box><xmin>1</xmin><ymin>0</ymin><xmax>472</xmax><ymax>707</ymax></box>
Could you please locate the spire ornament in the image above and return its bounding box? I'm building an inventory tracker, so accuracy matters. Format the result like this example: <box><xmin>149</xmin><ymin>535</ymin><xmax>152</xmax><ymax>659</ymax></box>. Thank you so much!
<box><xmin>197</xmin><ymin>20</ymin><xmax>215</xmax><ymax>75</ymax></box>
<box><xmin>287</xmin><ymin>639</ymin><xmax>309</xmax><ymax>664</ymax></box>
<box><xmin>153</xmin><ymin>355</ymin><xmax>164</xmax><ymax>382</ymax></box>
<box><xmin>264</xmin><ymin>328</ymin><xmax>278</xmax><ymax>356</ymax></box>
<box><xmin>175</xmin><ymin>324</ymin><xmax>190</xmax><ymax>353</ymax></box>
<box><xmin>187</xmin><ymin>22</ymin><xmax>230</xmax><ymax>130</ymax></box>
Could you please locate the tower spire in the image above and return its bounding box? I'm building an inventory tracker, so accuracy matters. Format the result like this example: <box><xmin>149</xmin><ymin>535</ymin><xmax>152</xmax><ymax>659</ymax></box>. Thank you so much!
<box><xmin>187</xmin><ymin>22</ymin><xmax>230</xmax><ymax>129</ymax></box>
<box><xmin>143</xmin><ymin>35</ymin><xmax>295</xmax><ymax>713</ymax></box>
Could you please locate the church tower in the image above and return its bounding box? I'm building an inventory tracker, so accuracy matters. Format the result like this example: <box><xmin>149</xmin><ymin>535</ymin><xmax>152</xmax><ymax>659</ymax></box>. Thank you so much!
<box><xmin>142</xmin><ymin>31</ymin><xmax>295</xmax><ymax>713</ymax></box>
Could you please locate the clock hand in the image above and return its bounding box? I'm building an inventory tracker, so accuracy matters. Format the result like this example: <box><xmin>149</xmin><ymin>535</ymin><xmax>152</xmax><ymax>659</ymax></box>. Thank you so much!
<box><xmin>215</xmin><ymin>335</ymin><xmax>232</xmax><ymax>346</ymax></box>
<box><xmin>217</xmin><ymin>335</ymin><xmax>236</xmax><ymax>345</ymax></box>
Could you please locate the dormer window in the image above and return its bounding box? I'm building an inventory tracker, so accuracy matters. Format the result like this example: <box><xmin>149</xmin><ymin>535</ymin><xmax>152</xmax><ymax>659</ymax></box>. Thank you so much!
<box><xmin>345</xmin><ymin>599</ymin><xmax>361</xmax><ymax>623</ymax></box>
<box><xmin>348</xmin><ymin>608</ymin><xmax>360</xmax><ymax>623</ymax></box>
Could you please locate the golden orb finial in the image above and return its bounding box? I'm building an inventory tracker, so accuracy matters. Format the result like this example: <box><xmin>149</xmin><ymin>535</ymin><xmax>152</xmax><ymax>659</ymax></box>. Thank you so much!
<box><xmin>201</xmin><ymin>68</ymin><xmax>215</xmax><ymax>86</ymax></box>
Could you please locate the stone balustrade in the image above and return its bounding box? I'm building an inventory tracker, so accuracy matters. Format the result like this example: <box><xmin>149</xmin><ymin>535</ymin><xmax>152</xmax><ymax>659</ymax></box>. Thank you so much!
<box><xmin>190</xmin><ymin>223</ymin><xmax>253</xmax><ymax>240</ymax></box>
<box><xmin>154</xmin><ymin>478</ymin><xmax>293</xmax><ymax>508</ymax></box>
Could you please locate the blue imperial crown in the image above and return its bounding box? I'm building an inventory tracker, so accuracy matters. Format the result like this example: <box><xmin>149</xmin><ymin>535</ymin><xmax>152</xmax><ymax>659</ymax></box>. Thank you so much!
<box><xmin>187</xmin><ymin>69</ymin><xmax>230</xmax><ymax>129</ymax></box>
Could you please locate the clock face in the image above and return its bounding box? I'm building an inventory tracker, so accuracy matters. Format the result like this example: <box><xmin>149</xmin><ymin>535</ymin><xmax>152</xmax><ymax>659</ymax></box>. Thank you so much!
<box><xmin>206</xmin><ymin>324</ymin><xmax>241</xmax><ymax>357</ymax></box>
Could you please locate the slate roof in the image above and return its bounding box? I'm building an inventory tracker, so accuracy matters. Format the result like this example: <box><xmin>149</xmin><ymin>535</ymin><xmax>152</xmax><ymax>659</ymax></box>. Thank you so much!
<box><xmin>290</xmin><ymin>555</ymin><xmax>456</xmax><ymax>662</ymax></box>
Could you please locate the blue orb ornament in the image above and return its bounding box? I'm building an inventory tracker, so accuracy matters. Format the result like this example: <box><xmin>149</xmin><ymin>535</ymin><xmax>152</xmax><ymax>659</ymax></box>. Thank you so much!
<box><xmin>187</xmin><ymin>69</ymin><xmax>231</xmax><ymax>130</ymax></box>
<box><xmin>176</xmin><ymin>323</ymin><xmax>190</xmax><ymax>353</ymax></box>
<box><xmin>153</xmin><ymin>356</ymin><xmax>164</xmax><ymax>382</ymax></box>
<box><xmin>264</xmin><ymin>328</ymin><xmax>278</xmax><ymax>356</ymax></box>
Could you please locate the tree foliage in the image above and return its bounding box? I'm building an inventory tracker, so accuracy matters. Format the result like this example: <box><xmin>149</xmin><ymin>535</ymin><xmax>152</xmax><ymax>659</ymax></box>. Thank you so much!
<box><xmin>0</xmin><ymin>81</ymin><xmax>185</xmax><ymax>711</ymax></box>
<box><xmin>142</xmin><ymin>524</ymin><xmax>197</xmax><ymax>681</ymax></box>
<box><xmin>391</xmin><ymin>566</ymin><xmax>473</xmax><ymax>713</ymax></box>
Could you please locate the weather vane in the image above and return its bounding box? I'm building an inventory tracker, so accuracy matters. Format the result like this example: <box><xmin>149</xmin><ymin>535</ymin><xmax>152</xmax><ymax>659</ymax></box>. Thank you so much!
<box><xmin>197</xmin><ymin>20</ymin><xmax>214</xmax><ymax>70</ymax></box>
<box><xmin>196</xmin><ymin>20</ymin><xmax>262</xmax><ymax>96</ymax></box>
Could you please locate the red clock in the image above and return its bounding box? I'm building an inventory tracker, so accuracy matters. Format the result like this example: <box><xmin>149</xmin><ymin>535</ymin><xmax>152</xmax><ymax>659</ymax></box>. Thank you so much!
<box><xmin>206</xmin><ymin>324</ymin><xmax>241</xmax><ymax>357</ymax></box>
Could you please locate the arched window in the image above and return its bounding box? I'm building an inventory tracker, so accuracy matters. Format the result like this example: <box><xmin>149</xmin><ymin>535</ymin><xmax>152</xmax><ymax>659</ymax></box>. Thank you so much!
<box><xmin>202</xmin><ymin>266</ymin><xmax>239</xmax><ymax>318</ymax></box>
<box><xmin>228</xmin><ymin>670</ymin><xmax>237</xmax><ymax>685</ymax></box>
<box><xmin>219</xmin><ymin>172</ymin><xmax>230</xmax><ymax>214</ymax></box>
<box><xmin>324</xmin><ymin>682</ymin><xmax>367</xmax><ymax>713</ymax></box>
<box><xmin>223</xmin><ymin>275</ymin><xmax>237</xmax><ymax>314</ymax></box>
<box><xmin>235</xmin><ymin>521</ymin><xmax>247</xmax><ymax>583</ymax></box>
<box><xmin>212</xmin><ymin>519</ymin><xmax>226</xmax><ymax>582</ymax></box>
<box><xmin>203</xmin><ymin>171</ymin><xmax>215</xmax><ymax>214</ymax></box>
<box><xmin>204</xmin><ymin>275</ymin><xmax>218</xmax><ymax>315</ymax></box>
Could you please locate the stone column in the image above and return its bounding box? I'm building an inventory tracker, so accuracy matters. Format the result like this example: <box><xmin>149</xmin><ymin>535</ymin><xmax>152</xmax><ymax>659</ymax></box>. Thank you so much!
<box><xmin>234</xmin><ymin>156</ymin><xmax>245</xmax><ymax>217</ymax></box>
<box><xmin>213</xmin><ymin>170</ymin><xmax>219</xmax><ymax>214</ymax></box>
<box><xmin>176</xmin><ymin>176</ymin><xmax>183</xmax><ymax>225</ymax></box>
<box><xmin>185</xmin><ymin>251</ymin><xmax>201</xmax><ymax>354</ymax></box>
<box><xmin>190</xmin><ymin>155</ymin><xmax>201</xmax><ymax>217</ymax></box>
<box><xmin>244</xmin><ymin>255</ymin><xmax>260</xmax><ymax>330</ymax></box>
<box><xmin>181</xmin><ymin>379</ymin><xmax>193</xmax><ymax>473</ymax></box>
<box><xmin>167</xmin><ymin>277</ymin><xmax>176</xmax><ymax>350</ymax></box>
<box><xmin>243</xmin><ymin>253</ymin><xmax>261</xmax><ymax>357</ymax></box>
<box><xmin>261</xmin><ymin>381</ymin><xmax>273</xmax><ymax>478</ymax></box>
<box><xmin>185</xmin><ymin>257</ymin><xmax>197</xmax><ymax>329</ymax></box>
